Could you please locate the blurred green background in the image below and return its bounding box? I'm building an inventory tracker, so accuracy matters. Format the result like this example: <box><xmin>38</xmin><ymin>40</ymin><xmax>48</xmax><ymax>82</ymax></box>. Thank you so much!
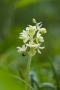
<box><xmin>0</xmin><ymin>0</ymin><xmax>60</xmax><ymax>90</ymax></box>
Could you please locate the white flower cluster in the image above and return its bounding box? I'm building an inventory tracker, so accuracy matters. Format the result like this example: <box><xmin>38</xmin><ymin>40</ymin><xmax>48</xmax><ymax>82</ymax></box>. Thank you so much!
<box><xmin>17</xmin><ymin>19</ymin><xmax>47</xmax><ymax>56</ymax></box>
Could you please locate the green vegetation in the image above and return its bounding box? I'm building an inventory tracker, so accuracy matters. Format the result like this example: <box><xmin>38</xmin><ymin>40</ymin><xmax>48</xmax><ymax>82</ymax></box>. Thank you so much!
<box><xmin>0</xmin><ymin>0</ymin><xmax>60</xmax><ymax>90</ymax></box>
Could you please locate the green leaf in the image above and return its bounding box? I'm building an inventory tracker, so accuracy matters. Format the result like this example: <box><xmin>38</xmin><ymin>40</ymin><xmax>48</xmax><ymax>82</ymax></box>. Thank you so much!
<box><xmin>40</xmin><ymin>82</ymin><xmax>57</xmax><ymax>90</ymax></box>
<box><xmin>0</xmin><ymin>69</ymin><xmax>24</xmax><ymax>90</ymax></box>
<box><xmin>48</xmin><ymin>56</ymin><xmax>60</xmax><ymax>90</ymax></box>
<box><xmin>15</xmin><ymin>0</ymin><xmax>39</xmax><ymax>9</ymax></box>
<box><xmin>11</xmin><ymin>75</ymin><xmax>34</xmax><ymax>90</ymax></box>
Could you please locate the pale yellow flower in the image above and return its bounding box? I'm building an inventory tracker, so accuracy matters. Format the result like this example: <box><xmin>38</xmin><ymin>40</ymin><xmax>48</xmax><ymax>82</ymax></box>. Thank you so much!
<box><xmin>26</xmin><ymin>26</ymin><xmax>36</xmax><ymax>36</ymax></box>
<box><xmin>19</xmin><ymin>30</ymin><xmax>29</xmax><ymax>43</ymax></box>
<box><xmin>17</xmin><ymin>45</ymin><xmax>27</xmax><ymax>53</ymax></box>
<box><xmin>39</xmin><ymin>28</ymin><xmax>47</xmax><ymax>34</ymax></box>
<box><xmin>26</xmin><ymin>42</ymin><xmax>36</xmax><ymax>56</ymax></box>
<box><xmin>36</xmin><ymin>32</ymin><xmax>44</xmax><ymax>43</ymax></box>
<box><xmin>28</xmin><ymin>48</ymin><xmax>36</xmax><ymax>56</ymax></box>
<box><xmin>17</xmin><ymin>19</ymin><xmax>47</xmax><ymax>56</ymax></box>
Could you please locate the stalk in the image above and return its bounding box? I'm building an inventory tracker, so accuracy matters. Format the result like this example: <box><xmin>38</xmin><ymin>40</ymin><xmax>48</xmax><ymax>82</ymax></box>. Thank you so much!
<box><xmin>25</xmin><ymin>56</ymin><xmax>32</xmax><ymax>90</ymax></box>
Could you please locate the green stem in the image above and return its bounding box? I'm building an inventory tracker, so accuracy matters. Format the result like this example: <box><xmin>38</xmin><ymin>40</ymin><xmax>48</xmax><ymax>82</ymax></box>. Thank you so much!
<box><xmin>25</xmin><ymin>56</ymin><xmax>32</xmax><ymax>90</ymax></box>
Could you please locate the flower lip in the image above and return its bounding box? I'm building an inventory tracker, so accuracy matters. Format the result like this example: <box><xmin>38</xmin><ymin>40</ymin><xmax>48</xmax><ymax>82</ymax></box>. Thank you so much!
<box><xmin>26</xmin><ymin>43</ymin><xmax>35</xmax><ymax>48</ymax></box>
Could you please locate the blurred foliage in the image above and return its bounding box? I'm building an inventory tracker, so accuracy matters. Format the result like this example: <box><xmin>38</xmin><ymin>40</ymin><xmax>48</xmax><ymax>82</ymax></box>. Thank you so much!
<box><xmin>0</xmin><ymin>0</ymin><xmax>60</xmax><ymax>90</ymax></box>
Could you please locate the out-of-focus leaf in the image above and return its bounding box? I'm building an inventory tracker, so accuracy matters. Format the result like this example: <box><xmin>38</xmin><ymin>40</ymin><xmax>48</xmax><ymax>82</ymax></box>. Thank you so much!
<box><xmin>0</xmin><ymin>69</ymin><xmax>24</xmax><ymax>90</ymax></box>
<box><xmin>40</xmin><ymin>82</ymin><xmax>57</xmax><ymax>90</ymax></box>
<box><xmin>0</xmin><ymin>48</ymin><xmax>28</xmax><ymax>72</ymax></box>
<box><xmin>15</xmin><ymin>0</ymin><xmax>53</xmax><ymax>9</ymax></box>
<box><xmin>11</xmin><ymin>75</ymin><xmax>34</xmax><ymax>90</ymax></box>
<box><xmin>15</xmin><ymin>0</ymin><xmax>39</xmax><ymax>9</ymax></box>
<box><xmin>48</xmin><ymin>56</ymin><xmax>60</xmax><ymax>90</ymax></box>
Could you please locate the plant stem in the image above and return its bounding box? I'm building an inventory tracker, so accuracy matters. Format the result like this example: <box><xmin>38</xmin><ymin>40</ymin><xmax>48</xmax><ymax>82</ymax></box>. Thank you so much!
<box><xmin>25</xmin><ymin>56</ymin><xmax>32</xmax><ymax>90</ymax></box>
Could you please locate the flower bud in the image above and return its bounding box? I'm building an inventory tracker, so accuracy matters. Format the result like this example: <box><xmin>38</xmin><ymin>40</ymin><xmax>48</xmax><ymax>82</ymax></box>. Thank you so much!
<box><xmin>39</xmin><ymin>28</ymin><xmax>47</xmax><ymax>34</ymax></box>
<box><xmin>32</xmin><ymin>18</ymin><xmax>37</xmax><ymax>23</ymax></box>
